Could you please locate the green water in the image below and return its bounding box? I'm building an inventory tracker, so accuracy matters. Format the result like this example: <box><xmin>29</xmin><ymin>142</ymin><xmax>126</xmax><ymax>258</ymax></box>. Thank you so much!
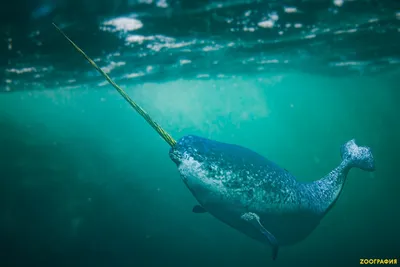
<box><xmin>0</xmin><ymin>71</ymin><xmax>399</xmax><ymax>266</ymax></box>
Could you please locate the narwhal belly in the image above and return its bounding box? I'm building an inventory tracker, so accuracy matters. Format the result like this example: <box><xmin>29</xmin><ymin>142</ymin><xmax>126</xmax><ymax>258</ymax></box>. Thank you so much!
<box><xmin>181</xmin><ymin>168</ymin><xmax>321</xmax><ymax>246</ymax></box>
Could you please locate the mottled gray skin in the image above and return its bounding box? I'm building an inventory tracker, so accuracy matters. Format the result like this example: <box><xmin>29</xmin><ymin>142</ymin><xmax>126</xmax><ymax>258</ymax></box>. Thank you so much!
<box><xmin>169</xmin><ymin>135</ymin><xmax>375</xmax><ymax>250</ymax></box>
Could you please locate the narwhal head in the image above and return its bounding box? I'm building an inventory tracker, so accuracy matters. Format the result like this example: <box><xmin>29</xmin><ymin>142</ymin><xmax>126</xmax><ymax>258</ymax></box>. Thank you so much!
<box><xmin>168</xmin><ymin>135</ymin><xmax>224</xmax><ymax>191</ymax></box>
<box><xmin>169</xmin><ymin>135</ymin><xmax>211</xmax><ymax>167</ymax></box>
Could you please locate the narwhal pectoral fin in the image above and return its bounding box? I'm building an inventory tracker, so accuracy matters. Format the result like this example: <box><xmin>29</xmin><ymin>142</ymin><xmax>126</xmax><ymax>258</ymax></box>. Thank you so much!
<box><xmin>192</xmin><ymin>205</ymin><xmax>208</xmax><ymax>213</ymax></box>
<box><xmin>261</xmin><ymin>228</ymin><xmax>279</xmax><ymax>260</ymax></box>
<box><xmin>241</xmin><ymin>212</ymin><xmax>279</xmax><ymax>261</ymax></box>
<box><xmin>271</xmin><ymin>244</ymin><xmax>279</xmax><ymax>261</ymax></box>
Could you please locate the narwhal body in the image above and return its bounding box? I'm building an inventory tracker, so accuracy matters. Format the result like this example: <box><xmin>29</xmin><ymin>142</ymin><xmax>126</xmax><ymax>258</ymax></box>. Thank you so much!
<box><xmin>54</xmin><ymin>24</ymin><xmax>376</xmax><ymax>261</ymax></box>
<box><xmin>169</xmin><ymin>135</ymin><xmax>375</xmax><ymax>259</ymax></box>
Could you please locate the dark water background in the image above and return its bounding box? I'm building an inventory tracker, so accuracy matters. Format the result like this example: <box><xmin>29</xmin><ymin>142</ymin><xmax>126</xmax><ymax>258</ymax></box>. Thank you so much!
<box><xmin>1</xmin><ymin>0</ymin><xmax>400</xmax><ymax>266</ymax></box>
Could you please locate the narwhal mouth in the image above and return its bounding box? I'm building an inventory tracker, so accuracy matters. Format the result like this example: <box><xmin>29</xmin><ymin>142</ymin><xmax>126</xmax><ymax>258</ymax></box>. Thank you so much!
<box><xmin>169</xmin><ymin>149</ymin><xmax>182</xmax><ymax>166</ymax></box>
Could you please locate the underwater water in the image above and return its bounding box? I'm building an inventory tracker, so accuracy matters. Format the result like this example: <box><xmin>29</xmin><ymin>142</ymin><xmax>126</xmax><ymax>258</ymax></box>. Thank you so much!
<box><xmin>1</xmin><ymin>0</ymin><xmax>400</xmax><ymax>266</ymax></box>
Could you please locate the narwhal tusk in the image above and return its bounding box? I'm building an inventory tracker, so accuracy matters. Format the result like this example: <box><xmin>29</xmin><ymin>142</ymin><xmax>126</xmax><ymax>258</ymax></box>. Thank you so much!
<box><xmin>52</xmin><ymin>23</ymin><xmax>176</xmax><ymax>147</ymax></box>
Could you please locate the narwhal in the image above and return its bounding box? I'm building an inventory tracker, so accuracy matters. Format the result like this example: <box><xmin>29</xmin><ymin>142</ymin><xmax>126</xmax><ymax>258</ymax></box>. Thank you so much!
<box><xmin>53</xmin><ymin>23</ymin><xmax>375</xmax><ymax>260</ymax></box>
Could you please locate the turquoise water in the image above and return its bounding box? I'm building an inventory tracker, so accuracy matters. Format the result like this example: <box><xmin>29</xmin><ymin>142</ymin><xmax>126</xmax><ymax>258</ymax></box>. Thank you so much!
<box><xmin>1</xmin><ymin>70</ymin><xmax>399</xmax><ymax>266</ymax></box>
<box><xmin>1</xmin><ymin>0</ymin><xmax>400</xmax><ymax>266</ymax></box>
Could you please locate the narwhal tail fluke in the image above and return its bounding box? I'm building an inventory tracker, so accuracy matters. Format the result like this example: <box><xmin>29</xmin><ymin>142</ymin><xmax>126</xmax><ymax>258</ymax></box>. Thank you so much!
<box><xmin>52</xmin><ymin>23</ymin><xmax>176</xmax><ymax>148</ymax></box>
<box><xmin>340</xmin><ymin>139</ymin><xmax>375</xmax><ymax>172</ymax></box>
<box><xmin>305</xmin><ymin>139</ymin><xmax>375</xmax><ymax>215</ymax></box>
